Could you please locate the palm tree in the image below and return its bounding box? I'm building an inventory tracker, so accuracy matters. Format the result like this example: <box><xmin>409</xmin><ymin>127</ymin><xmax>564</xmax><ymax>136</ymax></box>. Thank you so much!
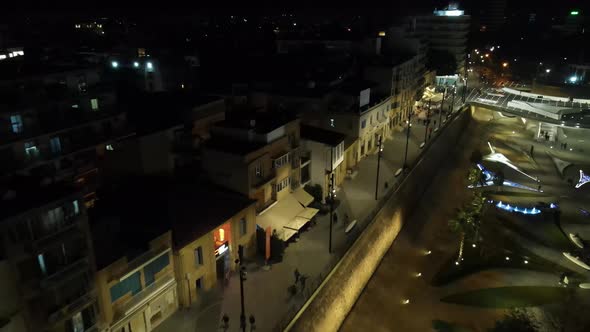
<box><xmin>448</xmin><ymin>208</ymin><xmax>474</xmax><ymax>263</ymax></box>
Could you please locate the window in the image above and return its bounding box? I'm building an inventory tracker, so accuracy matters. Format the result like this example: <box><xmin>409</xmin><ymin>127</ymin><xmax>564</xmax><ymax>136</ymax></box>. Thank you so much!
<box><xmin>71</xmin><ymin>311</ymin><xmax>84</xmax><ymax>332</ymax></box>
<box><xmin>330</xmin><ymin>118</ymin><xmax>335</xmax><ymax>127</ymax></box>
<box><xmin>195</xmin><ymin>247</ymin><xmax>203</xmax><ymax>266</ymax></box>
<box><xmin>254</xmin><ymin>162</ymin><xmax>263</xmax><ymax>178</ymax></box>
<box><xmin>10</xmin><ymin>115</ymin><xmax>23</xmax><ymax>133</ymax></box>
<box><xmin>49</xmin><ymin>137</ymin><xmax>61</xmax><ymax>154</ymax></box>
<box><xmin>73</xmin><ymin>200</ymin><xmax>80</xmax><ymax>215</ymax></box>
<box><xmin>239</xmin><ymin>218</ymin><xmax>247</xmax><ymax>236</ymax></box>
<box><xmin>144</xmin><ymin>253</ymin><xmax>170</xmax><ymax>286</ymax></box>
<box><xmin>110</xmin><ymin>271</ymin><xmax>142</xmax><ymax>303</ymax></box>
<box><xmin>90</xmin><ymin>98</ymin><xmax>99</xmax><ymax>111</ymax></box>
<box><xmin>37</xmin><ymin>253</ymin><xmax>47</xmax><ymax>275</ymax></box>
<box><xmin>274</xmin><ymin>153</ymin><xmax>290</xmax><ymax>169</ymax></box>
<box><xmin>24</xmin><ymin>141</ymin><xmax>38</xmax><ymax>159</ymax></box>
<box><xmin>196</xmin><ymin>277</ymin><xmax>203</xmax><ymax>290</ymax></box>
<box><xmin>276</xmin><ymin>177</ymin><xmax>291</xmax><ymax>192</ymax></box>
<box><xmin>361</xmin><ymin>120</ymin><xmax>366</xmax><ymax>129</ymax></box>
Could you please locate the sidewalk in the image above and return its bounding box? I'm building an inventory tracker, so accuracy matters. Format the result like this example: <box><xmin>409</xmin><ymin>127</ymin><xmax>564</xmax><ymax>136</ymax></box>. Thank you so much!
<box><xmin>154</xmin><ymin>111</ymin><xmax>460</xmax><ymax>332</ymax></box>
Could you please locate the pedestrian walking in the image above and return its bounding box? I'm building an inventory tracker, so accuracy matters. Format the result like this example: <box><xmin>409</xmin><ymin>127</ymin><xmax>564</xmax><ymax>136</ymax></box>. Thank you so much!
<box><xmin>564</xmin><ymin>142</ymin><xmax>568</xmax><ymax>150</ymax></box>
<box><xmin>333</xmin><ymin>213</ymin><xmax>338</xmax><ymax>224</ymax></box>
<box><xmin>294</xmin><ymin>268</ymin><xmax>301</xmax><ymax>284</ymax></box>
<box><xmin>538</xmin><ymin>184</ymin><xmax>542</xmax><ymax>192</ymax></box>
<box><xmin>299</xmin><ymin>275</ymin><xmax>307</xmax><ymax>291</ymax></box>
<box><xmin>433</xmin><ymin>120</ymin><xmax>437</xmax><ymax>127</ymax></box>
<box><xmin>344</xmin><ymin>213</ymin><xmax>350</xmax><ymax>226</ymax></box>
<box><xmin>530</xmin><ymin>145</ymin><xmax>534</xmax><ymax>158</ymax></box>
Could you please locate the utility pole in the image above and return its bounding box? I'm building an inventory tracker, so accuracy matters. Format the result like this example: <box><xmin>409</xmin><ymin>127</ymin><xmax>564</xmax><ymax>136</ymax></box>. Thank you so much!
<box><xmin>237</xmin><ymin>245</ymin><xmax>247</xmax><ymax>332</ymax></box>
<box><xmin>375</xmin><ymin>135</ymin><xmax>383</xmax><ymax>200</ymax></box>
<box><xmin>403</xmin><ymin>105</ymin><xmax>412</xmax><ymax>169</ymax></box>
<box><xmin>328</xmin><ymin>172</ymin><xmax>335</xmax><ymax>254</ymax></box>
<box><xmin>462</xmin><ymin>53</ymin><xmax>468</xmax><ymax>103</ymax></box>
<box><xmin>438</xmin><ymin>86</ymin><xmax>446</xmax><ymax>129</ymax></box>
<box><xmin>424</xmin><ymin>98</ymin><xmax>431</xmax><ymax>142</ymax></box>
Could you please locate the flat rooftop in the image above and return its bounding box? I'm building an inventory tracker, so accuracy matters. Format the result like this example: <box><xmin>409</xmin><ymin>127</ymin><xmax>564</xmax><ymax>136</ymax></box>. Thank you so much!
<box><xmin>301</xmin><ymin>124</ymin><xmax>346</xmax><ymax>146</ymax></box>
<box><xmin>90</xmin><ymin>177</ymin><xmax>255</xmax><ymax>269</ymax></box>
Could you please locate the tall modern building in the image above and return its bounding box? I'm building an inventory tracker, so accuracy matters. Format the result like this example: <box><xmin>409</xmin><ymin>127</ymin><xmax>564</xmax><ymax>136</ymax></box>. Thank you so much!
<box><xmin>408</xmin><ymin>4</ymin><xmax>471</xmax><ymax>73</ymax></box>
<box><xmin>0</xmin><ymin>186</ymin><xmax>98</xmax><ymax>332</ymax></box>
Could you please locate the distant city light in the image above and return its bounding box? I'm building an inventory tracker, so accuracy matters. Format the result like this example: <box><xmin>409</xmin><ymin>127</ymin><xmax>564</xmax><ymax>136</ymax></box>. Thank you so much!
<box><xmin>434</xmin><ymin>9</ymin><xmax>465</xmax><ymax>16</ymax></box>
<box><xmin>146</xmin><ymin>62</ymin><xmax>153</xmax><ymax>69</ymax></box>
<box><xmin>569</xmin><ymin>76</ymin><xmax>578</xmax><ymax>83</ymax></box>
<box><xmin>378</xmin><ymin>31</ymin><xmax>386</xmax><ymax>37</ymax></box>
<box><xmin>571</xmin><ymin>11</ymin><xmax>580</xmax><ymax>16</ymax></box>
<box><xmin>546</xmin><ymin>69</ymin><xmax>551</xmax><ymax>73</ymax></box>
<box><xmin>111</xmin><ymin>61</ymin><xmax>118</xmax><ymax>68</ymax></box>
<box><xmin>133</xmin><ymin>61</ymin><xmax>139</xmax><ymax>68</ymax></box>
<box><xmin>485</xmin><ymin>54</ymin><xmax>489</xmax><ymax>58</ymax></box>
<box><xmin>502</xmin><ymin>62</ymin><xmax>508</xmax><ymax>68</ymax></box>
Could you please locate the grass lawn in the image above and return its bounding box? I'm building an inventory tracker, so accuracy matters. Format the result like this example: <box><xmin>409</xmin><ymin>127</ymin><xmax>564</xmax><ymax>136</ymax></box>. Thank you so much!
<box><xmin>440</xmin><ymin>286</ymin><xmax>569</xmax><ymax>308</ymax></box>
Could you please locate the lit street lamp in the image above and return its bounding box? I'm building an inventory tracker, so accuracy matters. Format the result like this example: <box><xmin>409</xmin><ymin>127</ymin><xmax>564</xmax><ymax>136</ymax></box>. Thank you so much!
<box><xmin>375</xmin><ymin>136</ymin><xmax>383</xmax><ymax>200</ymax></box>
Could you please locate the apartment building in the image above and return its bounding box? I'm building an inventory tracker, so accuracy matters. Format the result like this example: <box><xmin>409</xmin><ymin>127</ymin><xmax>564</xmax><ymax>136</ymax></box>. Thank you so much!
<box><xmin>91</xmin><ymin>222</ymin><xmax>177</xmax><ymax>332</ymax></box>
<box><xmin>0</xmin><ymin>184</ymin><xmax>98</xmax><ymax>332</ymax></box>
<box><xmin>202</xmin><ymin>112</ymin><xmax>317</xmax><ymax>241</ymax></box>
<box><xmin>102</xmin><ymin>93</ymin><xmax>225</xmax><ymax>177</ymax></box>
<box><xmin>169</xmin><ymin>184</ymin><xmax>256</xmax><ymax>308</ymax></box>
<box><xmin>0</xmin><ymin>63</ymin><xmax>133</xmax><ymax>205</ymax></box>
<box><xmin>408</xmin><ymin>6</ymin><xmax>471</xmax><ymax>73</ymax></box>
<box><xmin>300</xmin><ymin>125</ymin><xmax>346</xmax><ymax>199</ymax></box>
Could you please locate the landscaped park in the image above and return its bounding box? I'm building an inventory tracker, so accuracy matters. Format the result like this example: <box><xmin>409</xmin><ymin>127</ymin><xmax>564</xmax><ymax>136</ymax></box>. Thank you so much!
<box><xmin>434</xmin><ymin>108</ymin><xmax>590</xmax><ymax>331</ymax></box>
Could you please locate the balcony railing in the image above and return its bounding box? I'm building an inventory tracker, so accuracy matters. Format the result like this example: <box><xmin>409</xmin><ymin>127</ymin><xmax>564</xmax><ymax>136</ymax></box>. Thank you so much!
<box><xmin>251</xmin><ymin>169</ymin><xmax>277</xmax><ymax>191</ymax></box>
<box><xmin>47</xmin><ymin>288</ymin><xmax>96</xmax><ymax>324</ymax></box>
<box><xmin>113</xmin><ymin>274</ymin><xmax>176</xmax><ymax>322</ymax></box>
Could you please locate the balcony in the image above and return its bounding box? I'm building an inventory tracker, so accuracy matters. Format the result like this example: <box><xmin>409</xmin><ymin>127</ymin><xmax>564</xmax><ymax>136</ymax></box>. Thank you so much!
<box><xmin>47</xmin><ymin>288</ymin><xmax>96</xmax><ymax>325</ymax></box>
<box><xmin>113</xmin><ymin>274</ymin><xmax>176</xmax><ymax>322</ymax></box>
<box><xmin>250</xmin><ymin>170</ymin><xmax>277</xmax><ymax>193</ymax></box>
<box><xmin>41</xmin><ymin>256</ymin><xmax>90</xmax><ymax>289</ymax></box>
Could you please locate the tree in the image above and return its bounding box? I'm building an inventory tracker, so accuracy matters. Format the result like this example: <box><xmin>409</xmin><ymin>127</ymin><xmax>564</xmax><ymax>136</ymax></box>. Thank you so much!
<box><xmin>427</xmin><ymin>49</ymin><xmax>458</xmax><ymax>76</ymax></box>
<box><xmin>489</xmin><ymin>309</ymin><xmax>538</xmax><ymax>332</ymax></box>
<box><xmin>449</xmin><ymin>191</ymin><xmax>486</xmax><ymax>262</ymax></box>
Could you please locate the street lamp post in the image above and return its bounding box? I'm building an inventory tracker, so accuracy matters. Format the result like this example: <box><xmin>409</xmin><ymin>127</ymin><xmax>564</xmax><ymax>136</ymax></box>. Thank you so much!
<box><xmin>236</xmin><ymin>245</ymin><xmax>249</xmax><ymax>332</ymax></box>
<box><xmin>403</xmin><ymin>106</ymin><xmax>412</xmax><ymax>169</ymax></box>
<box><xmin>328</xmin><ymin>172</ymin><xmax>335</xmax><ymax>254</ymax></box>
<box><xmin>424</xmin><ymin>99</ymin><xmax>431</xmax><ymax>142</ymax></box>
<box><xmin>438</xmin><ymin>87</ymin><xmax>446</xmax><ymax>130</ymax></box>
<box><xmin>375</xmin><ymin>136</ymin><xmax>383</xmax><ymax>200</ymax></box>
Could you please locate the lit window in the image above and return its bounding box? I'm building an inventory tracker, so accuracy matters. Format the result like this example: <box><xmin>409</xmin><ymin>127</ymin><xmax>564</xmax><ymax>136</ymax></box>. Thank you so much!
<box><xmin>24</xmin><ymin>141</ymin><xmax>38</xmax><ymax>159</ymax></box>
<box><xmin>10</xmin><ymin>114</ymin><xmax>23</xmax><ymax>133</ymax></box>
<box><xmin>330</xmin><ymin>118</ymin><xmax>335</xmax><ymax>127</ymax></box>
<box><xmin>37</xmin><ymin>253</ymin><xmax>47</xmax><ymax>275</ymax></box>
<box><xmin>91</xmin><ymin>98</ymin><xmax>99</xmax><ymax>111</ymax></box>
<box><xmin>49</xmin><ymin>137</ymin><xmax>61</xmax><ymax>154</ymax></box>
<box><xmin>219</xmin><ymin>228</ymin><xmax>225</xmax><ymax>242</ymax></box>
<box><xmin>73</xmin><ymin>200</ymin><xmax>80</xmax><ymax>215</ymax></box>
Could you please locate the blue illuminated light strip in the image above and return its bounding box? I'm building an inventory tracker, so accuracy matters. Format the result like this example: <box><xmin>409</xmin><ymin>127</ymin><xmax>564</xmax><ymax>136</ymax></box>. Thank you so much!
<box><xmin>494</xmin><ymin>201</ymin><xmax>542</xmax><ymax>215</ymax></box>
<box><xmin>575</xmin><ymin>170</ymin><xmax>590</xmax><ymax>189</ymax></box>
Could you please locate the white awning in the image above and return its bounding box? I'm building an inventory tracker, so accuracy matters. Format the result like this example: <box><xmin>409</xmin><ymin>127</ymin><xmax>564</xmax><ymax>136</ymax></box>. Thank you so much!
<box><xmin>296</xmin><ymin>207</ymin><xmax>319</xmax><ymax>221</ymax></box>
<box><xmin>292</xmin><ymin>187</ymin><xmax>314</xmax><ymax>207</ymax></box>
<box><xmin>257</xmin><ymin>194</ymin><xmax>305</xmax><ymax>234</ymax></box>
<box><xmin>278</xmin><ymin>228</ymin><xmax>298</xmax><ymax>241</ymax></box>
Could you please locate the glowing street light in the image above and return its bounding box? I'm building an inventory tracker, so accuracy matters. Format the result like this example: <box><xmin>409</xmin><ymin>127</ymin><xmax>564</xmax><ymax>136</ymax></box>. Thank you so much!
<box><xmin>569</xmin><ymin>76</ymin><xmax>578</xmax><ymax>83</ymax></box>
<box><xmin>133</xmin><ymin>61</ymin><xmax>140</xmax><ymax>68</ymax></box>
<box><xmin>146</xmin><ymin>61</ymin><xmax>153</xmax><ymax>70</ymax></box>
<box><xmin>546</xmin><ymin>69</ymin><xmax>551</xmax><ymax>73</ymax></box>
<box><xmin>502</xmin><ymin>62</ymin><xmax>508</xmax><ymax>68</ymax></box>
<box><xmin>111</xmin><ymin>61</ymin><xmax>118</xmax><ymax>68</ymax></box>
